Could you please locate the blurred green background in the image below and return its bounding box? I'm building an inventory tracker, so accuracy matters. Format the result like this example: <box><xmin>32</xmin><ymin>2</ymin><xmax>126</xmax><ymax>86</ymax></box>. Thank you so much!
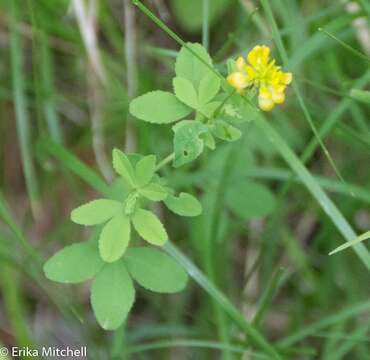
<box><xmin>1</xmin><ymin>0</ymin><xmax>370</xmax><ymax>358</ymax></box>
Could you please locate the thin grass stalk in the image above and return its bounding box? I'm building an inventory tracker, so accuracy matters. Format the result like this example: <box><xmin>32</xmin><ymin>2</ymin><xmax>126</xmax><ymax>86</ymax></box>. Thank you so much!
<box><xmin>9</xmin><ymin>0</ymin><xmax>41</xmax><ymax>218</ymax></box>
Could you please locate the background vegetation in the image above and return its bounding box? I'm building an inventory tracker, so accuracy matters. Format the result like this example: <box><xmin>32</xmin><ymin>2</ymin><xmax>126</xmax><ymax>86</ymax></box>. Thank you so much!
<box><xmin>1</xmin><ymin>0</ymin><xmax>370</xmax><ymax>358</ymax></box>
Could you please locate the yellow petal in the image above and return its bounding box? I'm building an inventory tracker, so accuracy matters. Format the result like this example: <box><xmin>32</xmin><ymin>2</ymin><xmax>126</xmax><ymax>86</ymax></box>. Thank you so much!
<box><xmin>245</xmin><ymin>65</ymin><xmax>257</xmax><ymax>81</ymax></box>
<box><xmin>227</xmin><ymin>72</ymin><xmax>248</xmax><ymax>92</ymax></box>
<box><xmin>247</xmin><ymin>45</ymin><xmax>270</xmax><ymax>67</ymax></box>
<box><xmin>259</xmin><ymin>96</ymin><xmax>275</xmax><ymax>111</ymax></box>
<box><xmin>259</xmin><ymin>86</ymin><xmax>272</xmax><ymax>99</ymax></box>
<box><xmin>272</xmin><ymin>90</ymin><xmax>285</xmax><ymax>104</ymax></box>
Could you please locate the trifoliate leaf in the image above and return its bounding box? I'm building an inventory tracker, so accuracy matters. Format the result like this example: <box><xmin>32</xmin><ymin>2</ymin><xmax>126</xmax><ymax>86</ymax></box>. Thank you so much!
<box><xmin>138</xmin><ymin>183</ymin><xmax>168</xmax><ymax>201</ymax></box>
<box><xmin>91</xmin><ymin>262</ymin><xmax>135</xmax><ymax>330</ymax></box>
<box><xmin>164</xmin><ymin>192</ymin><xmax>202</xmax><ymax>217</ymax></box>
<box><xmin>129</xmin><ymin>91</ymin><xmax>192</xmax><ymax>124</ymax></box>
<box><xmin>71</xmin><ymin>199</ymin><xmax>122</xmax><ymax>226</ymax></box>
<box><xmin>173</xmin><ymin>120</ymin><xmax>209</xmax><ymax>167</ymax></box>
<box><xmin>99</xmin><ymin>212</ymin><xmax>131</xmax><ymax>263</ymax></box>
<box><xmin>124</xmin><ymin>247</ymin><xmax>188</xmax><ymax>293</ymax></box>
<box><xmin>198</xmin><ymin>73</ymin><xmax>221</xmax><ymax>106</ymax></box>
<box><xmin>175</xmin><ymin>43</ymin><xmax>214</xmax><ymax>88</ymax></box>
<box><xmin>226</xmin><ymin>181</ymin><xmax>276</xmax><ymax>219</ymax></box>
<box><xmin>132</xmin><ymin>208</ymin><xmax>168</xmax><ymax>245</ymax></box>
<box><xmin>135</xmin><ymin>155</ymin><xmax>156</xmax><ymax>187</ymax></box>
<box><xmin>44</xmin><ymin>241</ymin><xmax>104</xmax><ymax>284</ymax></box>
<box><xmin>112</xmin><ymin>149</ymin><xmax>136</xmax><ymax>188</ymax></box>
<box><xmin>212</xmin><ymin>120</ymin><xmax>242</xmax><ymax>142</ymax></box>
<box><xmin>173</xmin><ymin>77</ymin><xmax>199</xmax><ymax>109</ymax></box>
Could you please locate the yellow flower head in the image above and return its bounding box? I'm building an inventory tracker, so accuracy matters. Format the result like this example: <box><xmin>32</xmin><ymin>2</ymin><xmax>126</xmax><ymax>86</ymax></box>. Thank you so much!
<box><xmin>227</xmin><ymin>45</ymin><xmax>293</xmax><ymax>111</ymax></box>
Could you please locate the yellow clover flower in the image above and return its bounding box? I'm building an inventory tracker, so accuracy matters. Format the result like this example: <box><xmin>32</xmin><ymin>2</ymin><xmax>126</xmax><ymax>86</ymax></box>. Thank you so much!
<box><xmin>227</xmin><ymin>45</ymin><xmax>292</xmax><ymax>111</ymax></box>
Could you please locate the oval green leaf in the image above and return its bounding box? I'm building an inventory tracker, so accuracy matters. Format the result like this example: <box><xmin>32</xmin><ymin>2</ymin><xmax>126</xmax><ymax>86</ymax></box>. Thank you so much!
<box><xmin>91</xmin><ymin>262</ymin><xmax>135</xmax><ymax>330</ymax></box>
<box><xmin>44</xmin><ymin>241</ymin><xmax>104</xmax><ymax>284</ymax></box>
<box><xmin>135</xmin><ymin>155</ymin><xmax>156</xmax><ymax>187</ymax></box>
<box><xmin>138</xmin><ymin>183</ymin><xmax>168</xmax><ymax>202</ymax></box>
<box><xmin>129</xmin><ymin>91</ymin><xmax>192</xmax><ymax>124</ymax></box>
<box><xmin>173</xmin><ymin>77</ymin><xmax>199</xmax><ymax>109</ymax></box>
<box><xmin>131</xmin><ymin>208</ymin><xmax>168</xmax><ymax>245</ymax></box>
<box><xmin>112</xmin><ymin>149</ymin><xmax>136</xmax><ymax>188</ymax></box>
<box><xmin>164</xmin><ymin>192</ymin><xmax>202</xmax><ymax>217</ymax></box>
<box><xmin>173</xmin><ymin>120</ymin><xmax>208</xmax><ymax>167</ymax></box>
<box><xmin>175</xmin><ymin>43</ymin><xmax>214</xmax><ymax>88</ymax></box>
<box><xmin>125</xmin><ymin>247</ymin><xmax>188</xmax><ymax>293</ymax></box>
<box><xmin>71</xmin><ymin>199</ymin><xmax>122</xmax><ymax>226</ymax></box>
<box><xmin>198</xmin><ymin>73</ymin><xmax>220</xmax><ymax>106</ymax></box>
<box><xmin>99</xmin><ymin>212</ymin><xmax>131</xmax><ymax>263</ymax></box>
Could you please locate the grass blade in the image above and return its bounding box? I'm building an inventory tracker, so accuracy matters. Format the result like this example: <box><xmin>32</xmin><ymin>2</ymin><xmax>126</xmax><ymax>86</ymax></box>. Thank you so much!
<box><xmin>277</xmin><ymin>300</ymin><xmax>370</xmax><ymax>347</ymax></box>
<box><xmin>9</xmin><ymin>0</ymin><xmax>40</xmax><ymax>217</ymax></box>
<box><xmin>318</xmin><ymin>27</ymin><xmax>370</xmax><ymax>64</ymax></box>
<box><xmin>255</xmin><ymin>115</ymin><xmax>370</xmax><ymax>270</ymax></box>
<box><xmin>329</xmin><ymin>231</ymin><xmax>370</xmax><ymax>255</ymax></box>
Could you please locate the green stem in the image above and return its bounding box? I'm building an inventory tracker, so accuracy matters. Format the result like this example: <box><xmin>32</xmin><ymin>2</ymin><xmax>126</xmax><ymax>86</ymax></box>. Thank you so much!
<box><xmin>9</xmin><ymin>0</ymin><xmax>40</xmax><ymax>218</ymax></box>
<box><xmin>202</xmin><ymin>0</ymin><xmax>209</xmax><ymax>51</ymax></box>
<box><xmin>155</xmin><ymin>153</ymin><xmax>175</xmax><ymax>171</ymax></box>
<box><xmin>252</xmin><ymin>267</ymin><xmax>285</xmax><ymax>328</ymax></box>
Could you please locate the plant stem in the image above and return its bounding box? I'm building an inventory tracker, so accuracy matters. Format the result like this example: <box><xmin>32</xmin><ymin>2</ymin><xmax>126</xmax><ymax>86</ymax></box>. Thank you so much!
<box><xmin>155</xmin><ymin>153</ymin><xmax>175</xmax><ymax>171</ymax></box>
<box><xmin>202</xmin><ymin>0</ymin><xmax>209</xmax><ymax>51</ymax></box>
<box><xmin>252</xmin><ymin>267</ymin><xmax>286</xmax><ymax>328</ymax></box>
<box><xmin>9</xmin><ymin>0</ymin><xmax>41</xmax><ymax>218</ymax></box>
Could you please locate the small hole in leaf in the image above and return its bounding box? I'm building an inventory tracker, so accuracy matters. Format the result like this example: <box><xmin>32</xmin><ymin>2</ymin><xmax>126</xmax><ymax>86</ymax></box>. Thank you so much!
<box><xmin>183</xmin><ymin>150</ymin><xmax>189</xmax><ymax>157</ymax></box>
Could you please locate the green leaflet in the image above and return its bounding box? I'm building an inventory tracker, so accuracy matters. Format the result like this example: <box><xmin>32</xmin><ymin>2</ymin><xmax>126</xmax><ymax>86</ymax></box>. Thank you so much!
<box><xmin>71</xmin><ymin>199</ymin><xmax>122</xmax><ymax>226</ymax></box>
<box><xmin>91</xmin><ymin>262</ymin><xmax>135</xmax><ymax>330</ymax></box>
<box><xmin>129</xmin><ymin>90</ymin><xmax>192</xmax><ymax>124</ymax></box>
<box><xmin>138</xmin><ymin>183</ymin><xmax>168</xmax><ymax>201</ymax></box>
<box><xmin>175</xmin><ymin>43</ymin><xmax>214</xmax><ymax>88</ymax></box>
<box><xmin>173</xmin><ymin>77</ymin><xmax>199</xmax><ymax>109</ymax></box>
<box><xmin>112</xmin><ymin>149</ymin><xmax>136</xmax><ymax>188</ymax></box>
<box><xmin>164</xmin><ymin>192</ymin><xmax>202</xmax><ymax>217</ymax></box>
<box><xmin>226</xmin><ymin>181</ymin><xmax>276</xmax><ymax>219</ymax></box>
<box><xmin>132</xmin><ymin>208</ymin><xmax>168</xmax><ymax>246</ymax></box>
<box><xmin>212</xmin><ymin>120</ymin><xmax>242</xmax><ymax>142</ymax></box>
<box><xmin>173</xmin><ymin>120</ymin><xmax>209</xmax><ymax>167</ymax></box>
<box><xmin>99</xmin><ymin>212</ymin><xmax>131</xmax><ymax>262</ymax></box>
<box><xmin>135</xmin><ymin>155</ymin><xmax>157</xmax><ymax>187</ymax></box>
<box><xmin>44</xmin><ymin>241</ymin><xmax>104</xmax><ymax>284</ymax></box>
<box><xmin>125</xmin><ymin>247</ymin><xmax>188</xmax><ymax>293</ymax></box>
<box><xmin>198</xmin><ymin>72</ymin><xmax>221</xmax><ymax>106</ymax></box>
